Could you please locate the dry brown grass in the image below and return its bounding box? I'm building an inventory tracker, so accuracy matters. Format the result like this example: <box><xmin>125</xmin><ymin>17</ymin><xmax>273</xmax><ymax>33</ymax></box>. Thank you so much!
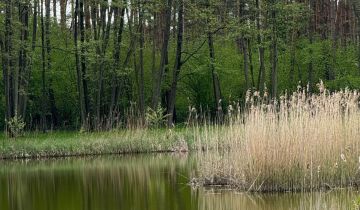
<box><xmin>193</xmin><ymin>82</ymin><xmax>360</xmax><ymax>192</ymax></box>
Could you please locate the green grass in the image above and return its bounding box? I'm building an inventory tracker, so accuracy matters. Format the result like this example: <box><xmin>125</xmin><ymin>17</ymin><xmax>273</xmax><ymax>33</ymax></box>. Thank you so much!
<box><xmin>0</xmin><ymin>129</ymin><xmax>193</xmax><ymax>159</ymax></box>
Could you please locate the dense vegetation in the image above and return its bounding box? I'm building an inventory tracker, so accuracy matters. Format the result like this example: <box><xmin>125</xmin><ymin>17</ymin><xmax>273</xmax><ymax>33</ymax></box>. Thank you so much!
<box><xmin>193</xmin><ymin>83</ymin><xmax>360</xmax><ymax>191</ymax></box>
<box><xmin>1</xmin><ymin>0</ymin><xmax>360</xmax><ymax>133</ymax></box>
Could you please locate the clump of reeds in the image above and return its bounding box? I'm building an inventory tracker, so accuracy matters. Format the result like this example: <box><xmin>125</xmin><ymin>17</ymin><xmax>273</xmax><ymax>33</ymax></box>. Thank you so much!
<box><xmin>193</xmin><ymin>82</ymin><xmax>360</xmax><ymax>192</ymax></box>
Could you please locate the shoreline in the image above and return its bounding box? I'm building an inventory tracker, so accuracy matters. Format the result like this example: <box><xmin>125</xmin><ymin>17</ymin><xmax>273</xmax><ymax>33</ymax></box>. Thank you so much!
<box><xmin>0</xmin><ymin>129</ymin><xmax>192</xmax><ymax>160</ymax></box>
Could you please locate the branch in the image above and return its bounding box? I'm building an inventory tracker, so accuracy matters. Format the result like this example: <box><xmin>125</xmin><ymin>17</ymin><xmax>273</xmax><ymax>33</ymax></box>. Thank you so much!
<box><xmin>180</xmin><ymin>26</ymin><xmax>225</xmax><ymax>66</ymax></box>
<box><xmin>181</xmin><ymin>39</ymin><xmax>207</xmax><ymax>65</ymax></box>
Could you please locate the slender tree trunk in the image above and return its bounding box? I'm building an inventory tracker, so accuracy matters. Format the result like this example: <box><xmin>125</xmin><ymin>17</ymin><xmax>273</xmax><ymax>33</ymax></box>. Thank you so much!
<box><xmin>95</xmin><ymin>4</ymin><xmax>113</xmax><ymax>126</ymax></box>
<box><xmin>41</xmin><ymin>0</ymin><xmax>47</xmax><ymax>132</ymax></box>
<box><xmin>331</xmin><ymin>0</ymin><xmax>337</xmax><ymax>77</ymax></box>
<box><xmin>351</xmin><ymin>0</ymin><xmax>360</xmax><ymax>74</ymax></box>
<box><xmin>320</xmin><ymin>0</ymin><xmax>333</xmax><ymax>80</ymax></box>
<box><xmin>3</xmin><ymin>0</ymin><xmax>14</xmax><ymax>134</ymax></box>
<box><xmin>45</xmin><ymin>0</ymin><xmax>58</xmax><ymax>128</ymax></box>
<box><xmin>119</xmin><ymin>7</ymin><xmax>137</xmax><ymax>108</ymax></box>
<box><xmin>79</xmin><ymin>0</ymin><xmax>90</xmax><ymax>128</ymax></box>
<box><xmin>84</xmin><ymin>1</ymin><xmax>91</xmax><ymax>32</ymax></box>
<box><xmin>151</xmin><ymin>0</ymin><xmax>172</xmax><ymax>109</ymax></box>
<box><xmin>270</xmin><ymin>3</ymin><xmax>278</xmax><ymax>98</ymax></box>
<box><xmin>53</xmin><ymin>0</ymin><xmax>57</xmax><ymax>21</ymax></box>
<box><xmin>242</xmin><ymin>39</ymin><xmax>250</xmax><ymax>90</ymax></box>
<box><xmin>256</xmin><ymin>0</ymin><xmax>266</xmax><ymax>93</ymax></box>
<box><xmin>60</xmin><ymin>0</ymin><xmax>67</xmax><ymax>28</ymax></box>
<box><xmin>0</xmin><ymin>38</ymin><xmax>4</xmax><ymax>122</ymax></box>
<box><xmin>290</xmin><ymin>31</ymin><xmax>296</xmax><ymax>88</ymax></box>
<box><xmin>208</xmin><ymin>33</ymin><xmax>223</xmax><ymax>119</ymax></box>
<box><xmin>239</xmin><ymin>0</ymin><xmax>249</xmax><ymax>90</ymax></box>
<box><xmin>248</xmin><ymin>39</ymin><xmax>255</xmax><ymax>88</ymax></box>
<box><xmin>138</xmin><ymin>2</ymin><xmax>145</xmax><ymax>122</ymax></box>
<box><xmin>151</xmin><ymin>13</ymin><xmax>157</xmax><ymax>94</ymax></box>
<box><xmin>24</xmin><ymin>0</ymin><xmax>37</xmax><ymax>117</ymax></box>
<box><xmin>74</xmin><ymin>0</ymin><xmax>87</xmax><ymax>130</ymax></box>
<box><xmin>308</xmin><ymin>0</ymin><xmax>315</xmax><ymax>92</ymax></box>
<box><xmin>18</xmin><ymin>0</ymin><xmax>31</xmax><ymax>118</ymax></box>
<box><xmin>90</xmin><ymin>1</ymin><xmax>98</xmax><ymax>41</ymax></box>
<box><xmin>109</xmin><ymin>0</ymin><xmax>126</xmax><ymax>123</ymax></box>
<box><xmin>167</xmin><ymin>0</ymin><xmax>184</xmax><ymax>126</ymax></box>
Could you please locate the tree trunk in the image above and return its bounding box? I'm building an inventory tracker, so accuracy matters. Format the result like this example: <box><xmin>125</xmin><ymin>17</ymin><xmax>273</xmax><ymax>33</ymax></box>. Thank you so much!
<box><xmin>208</xmin><ymin>33</ymin><xmax>223</xmax><ymax>119</ymax></box>
<box><xmin>167</xmin><ymin>0</ymin><xmax>184</xmax><ymax>126</ymax></box>
<box><xmin>351</xmin><ymin>0</ymin><xmax>360</xmax><ymax>74</ymax></box>
<box><xmin>53</xmin><ymin>0</ymin><xmax>57</xmax><ymax>21</ymax></box>
<box><xmin>270</xmin><ymin>4</ymin><xmax>278</xmax><ymax>98</ymax></box>
<box><xmin>109</xmin><ymin>0</ymin><xmax>126</xmax><ymax>124</ymax></box>
<box><xmin>151</xmin><ymin>13</ymin><xmax>157</xmax><ymax>98</ymax></box>
<box><xmin>290</xmin><ymin>31</ymin><xmax>296</xmax><ymax>88</ymax></box>
<box><xmin>331</xmin><ymin>0</ymin><xmax>337</xmax><ymax>78</ymax></box>
<box><xmin>239</xmin><ymin>0</ymin><xmax>249</xmax><ymax>90</ymax></box>
<box><xmin>25</xmin><ymin>0</ymin><xmax>37</xmax><ymax>118</ymax></box>
<box><xmin>151</xmin><ymin>0</ymin><xmax>172</xmax><ymax>109</ymax></box>
<box><xmin>18</xmin><ymin>0</ymin><xmax>31</xmax><ymax>118</ymax></box>
<box><xmin>79</xmin><ymin>0</ymin><xmax>90</xmax><ymax>128</ymax></box>
<box><xmin>248</xmin><ymin>39</ymin><xmax>255</xmax><ymax>88</ymax></box>
<box><xmin>74</xmin><ymin>0</ymin><xmax>87</xmax><ymax>130</ymax></box>
<box><xmin>60</xmin><ymin>0</ymin><xmax>67</xmax><ymax>28</ymax></box>
<box><xmin>308</xmin><ymin>0</ymin><xmax>315</xmax><ymax>93</ymax></box>
<box><xmin>95</xmin><ymin>4</ymin><xmax>113</xmax><ymax>126</ymax></box>
<box><xmin>41</xmin><ymin>0</ymin><xmax>47</xmax><ymax>132</ymax></box>
<box><xmin>256</xmin><ymin>0</ymin><xmax>266</xmax><ymax>93</ymax></box>
<box><xmin>45</xmin><ymin>0</ymin><xmax>58</xmax><ymax>128</ymax></box>
<box><xmin>138</xmin><ymin>1</ymin><xmax>145</xmax><ymax>123</ymax></box>
<box><xmin>242</xmin><ymin>38</ymin><xmax>250</xmax><ymax>90</ymax></box>
<box><xmin>3</xmin><ymin>0</ymin><xmax>14</xmax><ymax>134</ymax></box>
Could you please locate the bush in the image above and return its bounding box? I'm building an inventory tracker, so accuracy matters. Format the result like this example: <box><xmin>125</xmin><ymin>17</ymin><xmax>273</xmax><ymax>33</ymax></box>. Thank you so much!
<box><xmin>145</xmin><ymin>105</ymin><xmax>169</xmax><ymax>128</ymax></box>
<box><xmin>6</xmin><ymin>114</ymin><xmax>26</xmax><ymax>138</ymax></box>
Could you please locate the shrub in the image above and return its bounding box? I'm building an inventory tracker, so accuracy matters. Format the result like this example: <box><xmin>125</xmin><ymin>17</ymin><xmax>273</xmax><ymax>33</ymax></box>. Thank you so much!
<box><xmin>145</xmin><ymin>105</ymin><xmax>169</xmax><ymax>128</ymax></box>
<box><xmin>6</xmin><ymin>113</ymin><xmax>26</xmax><ymax>138</ymax></box>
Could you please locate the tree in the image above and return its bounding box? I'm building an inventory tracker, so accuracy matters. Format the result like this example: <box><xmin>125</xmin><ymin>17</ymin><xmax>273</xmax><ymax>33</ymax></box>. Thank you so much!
<box><xmin>74</xmin><ymin>0</ymin><xmax>88</xmax><ymax>130</ymax></box>
<box><xmin>269</xmin><ymin>0</ymin><xmax>278</xmax><ymax>98</ymax></box>
<box><xmin>3</xmin><ymin>0</ymin><xmax>14</xmax><ymax>134</ymax></box>
<box><xmin>351</xmin><ymin>0</ymin><xmax>360</xmax><ymax>74</ymax></box>
<box><xmin>151</xmin><ymin>0</ymin><xmax>172</xmax><ymax>109</ymax></box>
<box><xmin>108</xmin><ymin>0</ymin><xmax>126</xmax><ymax>126</ymax></box>
<box><xmin>60</xmin><ymin>0</ymin><xmax>67</xmax><ymax>28</ymax></box>
<box><xmin>256</xmin><ymin>0</ymin><xmax>266</xmax><ymax>93</ymax></box>
<box><xmin>167</xmin><ymin>0</ymin><xmax>184</xmax><ymax>126</ymax></box>
<box><xmin>137</xmin><ymin>0</ymin><xmax>145</xmax><ymax>122</ymax></box>
<box><xmin>308</xmin><ymin>0</ymin><xmax>315</xmax><ymax>92</ymax></box>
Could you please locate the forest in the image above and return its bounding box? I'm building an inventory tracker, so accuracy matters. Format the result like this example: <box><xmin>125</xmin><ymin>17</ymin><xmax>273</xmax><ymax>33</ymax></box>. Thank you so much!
<box><xmin>1</xmin><ymin>0</ymin><xmax>360</xmax><ymax>133</ymax></box>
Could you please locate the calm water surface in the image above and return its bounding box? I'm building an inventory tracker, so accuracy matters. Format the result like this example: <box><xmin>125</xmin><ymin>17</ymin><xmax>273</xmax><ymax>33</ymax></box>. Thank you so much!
<box><xmin>0</xmin><ymin>154</ymin><xmax>358</xmax><ymax>210</ymax></box>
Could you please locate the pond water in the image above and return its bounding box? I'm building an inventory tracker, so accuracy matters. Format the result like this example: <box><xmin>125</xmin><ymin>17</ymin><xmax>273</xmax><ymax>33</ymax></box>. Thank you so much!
<box><xmin>0</xmin><ymin>154</ymin><xmax>358</xmax><ymax>210</ymax></box>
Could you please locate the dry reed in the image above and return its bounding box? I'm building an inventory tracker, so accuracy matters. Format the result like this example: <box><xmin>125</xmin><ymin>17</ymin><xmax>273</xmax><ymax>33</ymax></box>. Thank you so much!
<box><xmin>193</xmin><ymin>82</ymin><xmax>360</xmax><ymax>192</ymax></box>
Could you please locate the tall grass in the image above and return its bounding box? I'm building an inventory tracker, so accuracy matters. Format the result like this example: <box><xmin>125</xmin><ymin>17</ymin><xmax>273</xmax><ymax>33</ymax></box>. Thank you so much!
<box><xmin>193</xmin><ymin>82</ymin><xmax>360</xmax><ymax>192</ymax></box>
<box><xmin>0</xmin><ymin>129</ymin><xmax>190</xmax><ymax>159</ymax></box>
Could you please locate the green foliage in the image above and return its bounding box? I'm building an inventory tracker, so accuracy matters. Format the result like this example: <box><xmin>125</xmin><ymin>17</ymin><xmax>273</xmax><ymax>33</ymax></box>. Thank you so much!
<box><xmin>6</xmin><ymin>113</ymin><xmax>26</xmax><ymax>138</ymax></box>
<box><xmin>326</xmin><ymin>76</ymin><xmax>360</xmax><ymax>91</ymax></box>
<box><xmin>145</xmin><ymin>105</ymin><xmax>169</xmax><ymax>128</ymax></box>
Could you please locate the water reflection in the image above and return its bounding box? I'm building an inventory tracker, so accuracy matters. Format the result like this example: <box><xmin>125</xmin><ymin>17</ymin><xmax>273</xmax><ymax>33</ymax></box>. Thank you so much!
<box><xmin>0</xmin><ymin>154</ymin><xmax>357</xmax><ymax>210</ymax></box>
<box><xmin>0</xmin><ymin>154</ymin><xmax>197</xmax><ymax>210</ymax></box>
<box><xmin>198</xmin><ymin>189</ymin><xmax>358</xmax><ymax>210</ymax></box>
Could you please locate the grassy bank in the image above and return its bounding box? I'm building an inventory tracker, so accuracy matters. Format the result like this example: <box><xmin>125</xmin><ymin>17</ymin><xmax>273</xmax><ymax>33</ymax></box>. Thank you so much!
<box><xmin>0</xmin><ymin>129</ymin><xmax>192</xmax><ymax>159</ymax></box>
<box><xmin>193</xmin><ymin>83</ymin><xmax>360</xmax><ymax>192</ymax></box>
